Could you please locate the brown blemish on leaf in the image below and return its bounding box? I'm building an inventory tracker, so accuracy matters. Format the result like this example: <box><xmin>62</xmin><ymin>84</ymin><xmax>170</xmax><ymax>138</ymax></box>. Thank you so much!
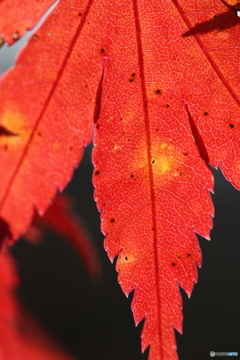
<box><xmin>155</xmin><ymin>89</ymin><xmax>162</xmax><ymax>95</ymax></box>
<box><xmin>12</xmin><ymin>32</ymin><xmax>20</xmax><ymax>40</ymax></box>
<box><xmin>203</xmin><ymin>111</ymin><xmax>209</xmax><ymax>116</ymax></box>
<box><xmin>95</xmin><ymin>170</ymin><xmax>100</xmax><ymax>175</ymax></box>
<box><xmin>110</xmin><ymin>218</ymin><xmax>115</xmax><ymax>223</ymax></box>
<box><xmin>32</xmin><ymin>34</ymin><xmax>38</xmax><ymax>41</ymax></box>
<box><xmin>128</xmin><ymin>73</ymin><xmax>136</xmax><ymax>82</ymax></box>
<box><xmin>229</xmin><ymin>123</ymin><xmax>235</xmax><ymax>128</ymax></box>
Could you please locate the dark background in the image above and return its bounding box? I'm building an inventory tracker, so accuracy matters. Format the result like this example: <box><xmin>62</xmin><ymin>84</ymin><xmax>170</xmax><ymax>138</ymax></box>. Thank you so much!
<box><xmin>0</xmin><ymin>15</ymin><xmax>240</xmax><ymax>360</ymax></box>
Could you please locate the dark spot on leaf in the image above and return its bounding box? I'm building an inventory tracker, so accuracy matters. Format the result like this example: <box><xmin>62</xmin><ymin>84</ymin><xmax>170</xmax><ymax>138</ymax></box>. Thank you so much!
<box><xmin>171</xmin><ymin>262</ymin><xmax>176</xmax><ymax>267</ymax></box>
<box><xmin>129</xmin><ymin>78</ymin><xmax>134</xmax><ymax>82</ymax></box>
<box><xmin>0</xmin><ymin>125</ymin><xmax>18</xmax><ymax>137</ymax></box>
<box><xmin>37</xmin><ymin>131</ymin><xmax>42</xmax><ymax>137</ymax></box>
<box><xmin>32</xmin><ymin>34</ymin><xmax>38</xmax><ymax>41</ymax></box>
<box><xmin>130</xmin><ymin>174</ymin><xmax>134</xmax><ymax>178</ymax></box>
<box><xmin>110</xmin><ymin>218</ymin><xmax>115</xmax><ymax>223</ymax></box>
<box><xmin>152</xmin><ymin>227</ymin><xmax>155</xmax><ymax>231</ymax></box>
<box><xmin>183</xmin><ymin>152</ymin><xmax>188</xmax><ymax>156</ymax></box>
<box><xmin>187</xmin><ymin>253</ymin><xmax>191</xmax><ymax>257</ymax></box>
<box><xmin>151</xmin><ymin>159</ymin><xmax>156</xmax><ymax>164</ymax></box>
<box><xmin>155</xmin><ymin>89</ymin><xmax>161</xmax><ymax>95</ymax></box>
<box><xmin>125</xmin><ymin>256</ymin><xmax>128</xmax><ymax>261</ymax></box>
<box><xmin>166</xmin><ymin>104</ymin><xmax>170</xmax><ymax>108</ymax></box>
<box><xmin>12</xmin><ymin>31</ymin><xmax>20</xmax><ymax>40</ymax></box>
<box><xmin>203</xmin><ymin>111</ymin><xmax>209</xmax><ymax>116</ymax></box>
<box><xmin>69</xmin><ymin>146</ymin><xmax>73</xmax><ymax>150</ymax></box>
<box><xmin>95</xmin><ymin>170</ymin><xmax>100</xmax><ymax>175</ymax></box>
<box><xmin>131</xmin><ymin>73</ymin><xmax>136</xmax><ymax>77</ymax></box>
<box><xmin>176</xmin><ymin>254</ymin><xmax>181</xmax><ymax>258</ymax></box>
<box><xmin>100</xmin><ymin>48</ymin><xmax>105</xmax><ymax>53</ymax></box>
<box><xmin>155</xmin><ymin>128</ymin><xmax>159</xmax><ymax>132</ymax></box>
<box><xmin>229</xmin><ymin>123</ymin><xmax>235</xmax><ymax>128</ymax></box>
<box><xmin>78</xmin><ymin>12</ymin><xmax>82</xmax><ymax>16</ymax></box>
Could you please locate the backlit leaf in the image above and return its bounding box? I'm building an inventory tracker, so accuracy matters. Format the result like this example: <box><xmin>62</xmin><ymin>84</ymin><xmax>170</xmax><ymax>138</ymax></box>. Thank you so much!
<box><xmin>0</xmin><ymin>0</ymin><xmax>240</xmax><ymax>359</ymax></box>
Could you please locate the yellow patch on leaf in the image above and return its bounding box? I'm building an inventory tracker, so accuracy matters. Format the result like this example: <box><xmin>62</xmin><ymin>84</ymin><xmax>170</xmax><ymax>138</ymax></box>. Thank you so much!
<box><xmin>131</xmin><ymin>136</ymin><xmax>185</xmax><ymax>188</ymax></box>
<box><xmin>151</xmin><ymin>142</ymin><xmax>184</xmax><ymax>187</ymax></box>
<box><xmin>0</xmin><ymin>106</ymin><xmax>31</xmax><ymax>146</ymax></box>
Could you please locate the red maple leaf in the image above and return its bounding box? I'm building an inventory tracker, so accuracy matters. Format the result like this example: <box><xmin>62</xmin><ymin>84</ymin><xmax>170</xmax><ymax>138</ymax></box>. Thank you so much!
<box><xmin>0</xmin><ymin>1</ymin><xmax>240</xmax><ymax>359</ymax></box>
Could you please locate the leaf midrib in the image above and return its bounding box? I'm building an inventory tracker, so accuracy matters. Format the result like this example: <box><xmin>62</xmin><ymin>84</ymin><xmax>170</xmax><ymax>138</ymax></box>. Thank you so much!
<box><xmin>132</xmin><ymin>0</ymin><xmax>164</xmax><ymax>356</ymax></box>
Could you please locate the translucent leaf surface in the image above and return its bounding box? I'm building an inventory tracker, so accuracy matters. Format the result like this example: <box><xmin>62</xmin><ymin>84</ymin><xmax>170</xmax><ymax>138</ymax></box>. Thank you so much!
<box><xmin>0</xmin><ymin>1</ymin><xmax>240</xmax><ymax>359</ymax></box>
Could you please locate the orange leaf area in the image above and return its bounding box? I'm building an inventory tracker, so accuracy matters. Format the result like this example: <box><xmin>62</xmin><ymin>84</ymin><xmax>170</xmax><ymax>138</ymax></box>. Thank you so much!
<box><xmin>0</xmin><ymin>0</ymin><xmax>105</xmax><ymax>241</ymax></box>
<box><xmin>0</xmin><ymin>0</ymin><xmax>56</xmax><ymax>45</ymax></box>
